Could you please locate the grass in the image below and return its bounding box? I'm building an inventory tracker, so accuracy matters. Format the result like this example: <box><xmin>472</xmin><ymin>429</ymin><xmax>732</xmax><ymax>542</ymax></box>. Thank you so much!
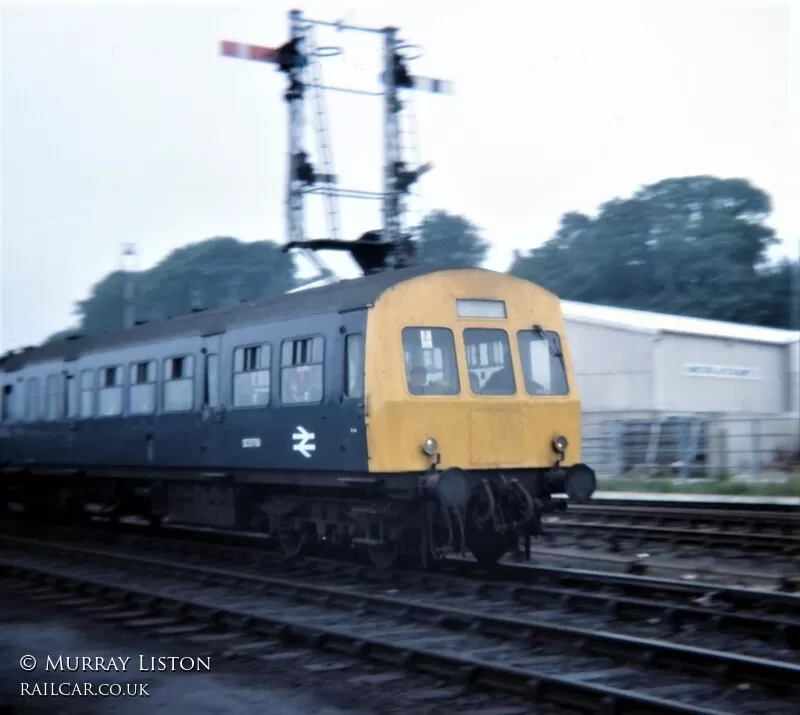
<box><xmin>596</xmin><ymin>474</ymin><xmax>800</xmax><ymax>497</ymax></box>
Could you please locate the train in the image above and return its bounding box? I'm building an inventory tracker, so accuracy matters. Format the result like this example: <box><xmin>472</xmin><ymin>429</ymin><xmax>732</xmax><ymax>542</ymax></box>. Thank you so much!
<box><xmin>0</xmin><ymin>263</ymin><xmax>597</xmax><ymax>569</ymax></box>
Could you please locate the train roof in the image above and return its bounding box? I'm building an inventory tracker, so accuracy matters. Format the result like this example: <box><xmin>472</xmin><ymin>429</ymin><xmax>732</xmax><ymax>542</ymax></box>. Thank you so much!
<box><xmin>1</xmin><ymin>264</ymin><xmax>454</xmax><ymax>371</ymax></box>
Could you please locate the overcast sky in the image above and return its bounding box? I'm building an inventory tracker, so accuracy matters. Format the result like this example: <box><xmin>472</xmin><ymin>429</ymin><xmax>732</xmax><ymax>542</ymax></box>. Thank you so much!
<box><xmin>1</xmin><ymin>0</ymin><xmax>797</xmax><ymax>352</ymax></box>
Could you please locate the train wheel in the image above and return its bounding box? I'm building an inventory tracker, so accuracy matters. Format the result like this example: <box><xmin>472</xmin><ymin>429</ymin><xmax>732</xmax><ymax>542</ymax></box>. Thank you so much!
<box><xmin>367</xmin><ymin>542</ymin><xmax>400</xmax><ymax>570</ymax></box>
<box><xmin>278</xmin><ymin>520</ymin><xmax>316</xmax><ymax>560</ymax></box>
<box><xmin>464</xmin><ymin>484</ymin><xmax>512</xmax><ymax>568</ymax></box>
<box><xmin>469</xmin><ymin>536</ymin><xmax>510</xmax><ymax>568</ymax></box>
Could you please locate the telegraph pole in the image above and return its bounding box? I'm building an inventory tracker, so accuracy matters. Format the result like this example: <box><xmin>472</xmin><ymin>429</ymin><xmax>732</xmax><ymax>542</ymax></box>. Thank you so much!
<box><xmin>121</xmin><ymin>243</ymin><xmax>138</xmax><ymax>329</ymax></box>
<box><xmin>220</xmin><ymin>10</ymin><xmax>450</xmax><ymax>276</ymax></box>
<box><xmin>792</xmin><ymin>237</ymin><xmax>800</xmax><ymax>330</ymax></box>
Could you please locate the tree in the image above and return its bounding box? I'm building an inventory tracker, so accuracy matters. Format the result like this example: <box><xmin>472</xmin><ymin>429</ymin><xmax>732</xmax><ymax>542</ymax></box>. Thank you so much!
<box><xmin>510</xmin><ymin>176</ymin><xmax>795</xmax><ymax>328</ymax></box>
<box><xmin>74</xmin><ymin>237</ymin><xmax>298</xmax><ymax>336</ymax></box>
<box><xmin>42</xmin><ymin>327</ymin><xmax>82</xmax><ymax>344</ymax></box>
<box><xmin>414</xmin><ymin>210</ymin><xmax>489</xmax><ymax>268</ymax></box>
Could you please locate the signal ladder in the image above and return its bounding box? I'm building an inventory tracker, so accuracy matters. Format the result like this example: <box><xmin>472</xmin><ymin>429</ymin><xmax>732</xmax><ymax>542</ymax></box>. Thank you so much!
<box><xmin>220</xmin><ymin>9</ymin><xmax>452</xmax><ymax>279</ymax></box>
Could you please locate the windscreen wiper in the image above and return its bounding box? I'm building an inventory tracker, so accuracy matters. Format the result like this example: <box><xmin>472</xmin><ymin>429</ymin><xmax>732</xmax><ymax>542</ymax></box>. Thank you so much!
<box><xmin>532</xmin><ymin>324</ymin><xmax>563</xmax><ymax>359</ymax></box>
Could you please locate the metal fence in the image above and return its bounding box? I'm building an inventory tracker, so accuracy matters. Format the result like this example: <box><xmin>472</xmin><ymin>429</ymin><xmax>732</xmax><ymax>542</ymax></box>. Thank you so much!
<box><xmin>581</xmin><ymin>411</ymin><xmax>800</xmax><ymax>480</ymax></box>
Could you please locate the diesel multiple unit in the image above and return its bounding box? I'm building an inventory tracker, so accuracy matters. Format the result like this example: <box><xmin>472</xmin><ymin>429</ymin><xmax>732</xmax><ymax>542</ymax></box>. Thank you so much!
<box><xmin>0</xmin><ymin>265</ymin><xmax>596</xmax><ymax>568</ymax></box>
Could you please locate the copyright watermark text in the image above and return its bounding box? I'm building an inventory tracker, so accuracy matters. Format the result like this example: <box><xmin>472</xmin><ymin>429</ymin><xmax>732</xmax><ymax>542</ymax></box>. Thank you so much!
<box><xmin>18</xmin><ymin>654</ymin><xmax>210</xmax><ymax>672</ymax></box>
<box><xmin>16</xmin><ymin>652</ymin><xmax>211</xmax><ymax>698</ymax></box>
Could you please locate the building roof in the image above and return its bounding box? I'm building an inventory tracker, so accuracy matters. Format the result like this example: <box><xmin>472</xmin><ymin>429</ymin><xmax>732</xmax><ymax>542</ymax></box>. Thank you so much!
<box><xmin>561</xmin><ymin>300</ymin><xmax>800</xmax><ymax>345</ymax></box>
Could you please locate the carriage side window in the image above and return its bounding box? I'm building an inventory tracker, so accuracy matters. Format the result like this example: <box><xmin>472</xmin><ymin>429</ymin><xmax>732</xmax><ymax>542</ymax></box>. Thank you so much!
<box><xmin>129</xmin><ymin>360</ymin><xmax>156</xmax><ymax>415</ymax></box>
<box><xmin>79</xmin><ymin>370</ymin><xmax>94</xmax><ymax>418</ymax></box>
<box><xmin>233</xmin><ymin>344</ymin><xmax>270</xmax><ymax>407</ymax></box>
<box><xmin>163</xmin><ymin>355</ymin><xmax>194</xmax><ymax>412</ymax></box>
<box><xmin>280</xmin><ymin>336</ymin><xmax>324</xmax><ymax>405</ymax></box>
<box><xmin>45</xmin><ymin>374</ymin><xmax>62</xmax><ymax>420</ymax></box>
<box><xmin>204</xmin><ymin>353</ymin><xmax>220</xmax><ymax>408</ymax></box>
<box><xmin>344</xmin><ymin>334</ymin><xmax>364</xmax><ymax>398</ymax></box>
<box><xmin>64</xmin><ymin>374</ymin><xmax>78</xmax><ymax>419</ymax></box>
<box><xmin>26</xmin><ymin>377</ymin><xmax>41</xmax><ymax>421</ymax></box>
<box><xmin>402</xmin><ymin>327</ymin><xmax>460</xmax><ymax>396</ymax></box>
<box><xmin>98</xmin><ymin>366</ymin><xmax>123</xmax><ymax>417</ymax></box>
<box><xmin>463</xmin><ymin>329</ymin><xmax>515</xmax><ymax>396</ymax></box>
<box><xmin>517</xmin><ymin>330</ymin><xmax>569</xmax><ymax>396</ymax></box>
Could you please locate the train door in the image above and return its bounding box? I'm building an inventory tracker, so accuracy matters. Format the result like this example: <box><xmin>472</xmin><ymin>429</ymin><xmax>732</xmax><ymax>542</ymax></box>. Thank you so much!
<box><xmin>200</xmin><ymin>334</ymin><xmax>224</xmax><ymax>468</ymax></box>
<box><xmin>336</xmin><ymin>310</ymin><xmax>369</xmax><ymax>472</ymax></box>
<box><xmin>61</xmin><ymin>366</ymin><xmax>78</xmax><ymax>466</ymax></box>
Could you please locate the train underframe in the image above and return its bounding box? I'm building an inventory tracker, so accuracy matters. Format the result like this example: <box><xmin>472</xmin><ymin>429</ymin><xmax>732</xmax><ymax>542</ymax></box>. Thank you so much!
<box><xmin>0</xmin><ymin>463</ymin><xmax>597</xmax><ymax>569</ymax></box>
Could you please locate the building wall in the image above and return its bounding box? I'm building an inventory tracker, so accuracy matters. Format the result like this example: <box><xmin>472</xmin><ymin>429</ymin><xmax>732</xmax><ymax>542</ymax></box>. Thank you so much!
<box><xmin>654</xmin><ymin>333</ymin><xmax>786</xmax><ymax>413</ymax></box>
<box><xmin>563</xmin><ymin>321</ymin><xmax>654</xmax><ymax>412</ymax></box>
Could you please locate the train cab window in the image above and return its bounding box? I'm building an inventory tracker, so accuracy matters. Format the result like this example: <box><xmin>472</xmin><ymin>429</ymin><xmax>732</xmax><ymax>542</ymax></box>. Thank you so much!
<box><xmin>163</xmin><ymin>355</ymin><xmax>194</xmax><ymax>412</ymax></box>
<box><xmin>64</xmin><ymin>374</ymin><xmax>78</xmax><ymax>419</ymax></box>
<box><xmin>463</xmin><ymin>329</ymin><xmax>516</xmax><ymax>396</ymax></box>
<box><xmin>344</xmin><ymin>334</ymin><xmax>364</xmax><ymax>399</ymax></box>
<box><xmin>99</xmin><ymin>366</ymin><xmax>123</xmax><ymax>417</ymax></box>
<box><xmin>280</xmin><ymin>336</ymin><xmax>324</xmax><ymax>405</ymax></box>
<box><xmin>45</xmin><ymin>374</ymin><xmax>62</xmax><ymax>420</ymax></box>
<box><xmin>26</xmin><ymin>377</ymin><xmax>41</xmax><ymax>422</ymax></box>
<box><xmin>79</xmin><ymin>370</ymin><xmax>94</xmax><ymax>418</ymax></box>
<box><xmin>402</xmin><ymin>328</ymin><xmax>460</xmax><ymax>396</ymax></box>
<box><xmin>129</xmin><ymin>360</ymin><xmax>156</xmax><ymax>415</ymax></box>
<box><xmin>517</xmin><ymin>330</ymin><xmax>569</xmax><ymax>396</ymax></box>
<box><xmin>233</xmin><ymin>344</ymin><xmax>270</xmax><ymax>407</ymax></box>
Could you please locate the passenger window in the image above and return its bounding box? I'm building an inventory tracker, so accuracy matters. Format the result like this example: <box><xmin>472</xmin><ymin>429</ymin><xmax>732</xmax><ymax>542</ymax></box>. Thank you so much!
<box><xmin>130</xmin><ymin>360</ymin><xmax>156</xmax><ymax>415</ymax></box>
<box><xmin>64</xmin><ymin>374</ymin><xmax>78</xmax><ymax>419</ymax></box>
<box><xmin>99</xmin><ymin>366</ymin><xmax>123</xmax><ymax>417</ymax></box>
<box><xmin>517</xmin><ymin>330</ymin><xmax>569</xmax><ymax>396</ymax></box>
<box><xmin>45</xmin><ymin>374</ymin><xmax>61</xmax><ymax>420</ymax></box>
<box><xmin>163</xmin><ymin>355</ymin><xmax>194</xmax><ymax>412</ymax></box>
<box><xmin>280</xmin><ymin>336</ymin><xmax>324</xmax><ymax>405</ymax></box>
<box><xmin>233</xmin><ymin>344</ymin><xmax>270</xmax><ymax>407</ymax></box>
<box><xmin>26</xmin><ymin>377</ymin><xmax>41</xmax><ymax>421</ymax></box>
<box><xmin>204</xmin><ymin>354</ymin><xmax>220</xmax><ymax>408</ymax></box>
<box><xmin>402</xmin><ymin>327</ymin><xmax>460</xmax><ymax>396</ymax></box>
<box><xmin>463</xmin><ymin>329</ymin><xmax>515</xmax><ymax>396</ymax></box>
<box><xmin>79</xmin><ymin>370</ymin><xmax>94</xmax><ymax>418</ymax></box>
<box><xmin>344</xmin><ymin>334</ymin><xmax>364</xmax><ymax>398</ymax></box>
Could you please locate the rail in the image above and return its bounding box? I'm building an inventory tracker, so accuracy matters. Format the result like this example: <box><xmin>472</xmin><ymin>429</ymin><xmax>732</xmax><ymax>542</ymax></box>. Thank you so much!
<box><xmin>2</xmin><ymin>532</ymin><xmax>799</xmax><ymax>714</ymax></box>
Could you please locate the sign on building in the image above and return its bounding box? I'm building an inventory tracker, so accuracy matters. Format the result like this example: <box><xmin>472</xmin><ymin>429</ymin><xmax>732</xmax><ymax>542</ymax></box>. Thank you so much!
<box><xmin>682</xmin><ymin>363</ymin><xmax>761</xmax><ymax>379</ymax></box>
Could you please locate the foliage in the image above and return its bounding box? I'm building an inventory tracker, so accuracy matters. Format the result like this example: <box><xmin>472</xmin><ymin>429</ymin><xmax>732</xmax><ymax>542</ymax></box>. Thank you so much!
<box><xmin>72</xmin><ymin>237</ymin><xmax>298</xmax><ymax>337</ymax></box>
<box><xmin>597</xmin><ymin>475</ymin><xmax>800</xmax><ymax>497</ymax></box>
<box><xmin>44</xmin><ymin>178</ymin><xmax>796</xmax><ymax>344</ymax></box>
<box><xmin>42</xmin><ymin>327</ymin><xmax>82</xmax><ymax>345</ymax></box>
<box><xmin>510</xmin><ymin>176</ymin><xmax>797</xmax><ymax>329</ymax></box>
<box><xmin>414</xmin><ymin>210</ymin><xmax>489</xmax><ymax>268</ymax></box>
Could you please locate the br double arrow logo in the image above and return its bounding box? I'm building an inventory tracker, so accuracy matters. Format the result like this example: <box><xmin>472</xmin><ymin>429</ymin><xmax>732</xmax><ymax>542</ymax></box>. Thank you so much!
<box><xmin>292</xmin><ymin>425</ymin><xmax>316</xmax><ymax>458</ymax></box>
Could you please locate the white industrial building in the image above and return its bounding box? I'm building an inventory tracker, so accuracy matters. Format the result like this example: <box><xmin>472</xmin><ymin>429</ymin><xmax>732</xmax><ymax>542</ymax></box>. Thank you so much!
<box><xmin>561</xmin><ymin>301</ymin><xmax>799</xmax><ymax>415</ymax></box>
<box><xmin>561</xmin><ymin>301</ymin><xmax>799</xmax><ymax>476</ymax></box>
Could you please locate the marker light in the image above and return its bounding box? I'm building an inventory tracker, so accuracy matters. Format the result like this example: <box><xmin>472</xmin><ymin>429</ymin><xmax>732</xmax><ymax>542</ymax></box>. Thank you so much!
<box><xmin>422</xmin><ymin>437</ymin><xmax>438</xmax><ymax>456</ymax></box>
<box><xmin>552</xmin><ymin>435</ymin><xmax>568</xmax><ymax>453</ymax></box>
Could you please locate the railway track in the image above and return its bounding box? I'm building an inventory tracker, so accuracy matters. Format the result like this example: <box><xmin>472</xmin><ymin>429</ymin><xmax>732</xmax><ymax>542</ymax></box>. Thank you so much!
<box><xmin>1</xmin><ymin>530</ymin><xmax>798</xmax><ymax>714</ymax></box>
<box><xmin>543</xmin><ymin>502</ymin><xmax>800</xmax><ymax>571</ymax></box>
<box><xmin>567</xmin><ymin>502</ymin><xmax>800</xmax><ymax>535</ymax></box>
<box><xmin>4</xmin><ymin>512</ymin><xmax>799</xmax><ymax>592</ymax></box>
<box><xmin>22</xmin><ymin>522</ymin><xmax>800</xmax><ymax>654</ymax></box>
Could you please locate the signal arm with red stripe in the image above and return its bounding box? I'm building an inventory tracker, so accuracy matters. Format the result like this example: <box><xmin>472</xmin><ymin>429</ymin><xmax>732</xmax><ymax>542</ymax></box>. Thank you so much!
<box><xmin>220</xmin><ymin>41</ymin><xmax>279</xmax><ymax>64</ymax></box>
